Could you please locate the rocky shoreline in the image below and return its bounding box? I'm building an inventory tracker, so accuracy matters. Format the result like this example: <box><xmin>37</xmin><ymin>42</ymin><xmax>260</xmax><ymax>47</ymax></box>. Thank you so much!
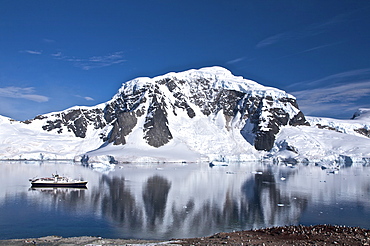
<box><xmin>1</xmin><ymin>225</ymin><xmax>369</xmax><ymax>246</ymax></box>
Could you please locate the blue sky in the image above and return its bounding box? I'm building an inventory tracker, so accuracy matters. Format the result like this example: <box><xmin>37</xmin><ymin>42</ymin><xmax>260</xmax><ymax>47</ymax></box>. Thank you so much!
<box><xmin>1</xmin><ymin>0</ymin><xmax>370</xmax><ymax>121</ymax></box>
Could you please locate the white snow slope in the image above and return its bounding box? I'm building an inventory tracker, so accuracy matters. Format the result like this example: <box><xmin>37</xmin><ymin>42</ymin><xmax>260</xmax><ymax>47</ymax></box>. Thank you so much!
<box><xmin>0</xmin><ymin>67</ymin><xmax>369</xmax><ymax>164</ymax></box>
<box><xmin>268</xmin><ymin>108</ymin><xmax>370</xmax><ymax>164</ymax></box>
<box><xmin>0</xmin><ymin>112</ymin><xmax>107</xmax><ymax>160</ymax></box>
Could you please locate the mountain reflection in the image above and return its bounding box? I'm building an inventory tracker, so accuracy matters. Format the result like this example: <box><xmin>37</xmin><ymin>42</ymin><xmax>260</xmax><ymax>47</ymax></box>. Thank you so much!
<box><xmin>92</xmin><ymin>175</ymin><xmax>143</xmax><ymax>230</ymax></box>
<box><xmin>142</xmin><ymin>175</ymin><xmax>171</xmax><ymax>228</ymax></box>
<box><xmin>2</xmin><ymin>162</ymin><xmax>368</xmax><ymax>240</ymax></box>
<box><xmin>86</xmin><ymin>166</ymin><xmax>308</xmax><ymax>239</ymax></box>
<box><xmin>241</xmin><ymin>168</ymin><xmax>308</xmax><ymax>228</ymax></box>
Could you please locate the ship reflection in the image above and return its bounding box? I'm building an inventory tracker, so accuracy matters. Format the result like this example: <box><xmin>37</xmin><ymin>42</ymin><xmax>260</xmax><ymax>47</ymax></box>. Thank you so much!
<box><xmin>28</xmin><ymin>187</ymin><xmax>87</xmax><ymax>207</ymax></box>
<box><xmin>29</xmin><ymin>187</ymin><xmax>87</xmax><ymax>192</ymax></box>
<box><xmin>1</xmin><ymin>160</ymin><xmax>368</xmax><ymax>241</ymax></box>
<box><xmin>19</xmin><ymin>163</ymin><xmax>369</xmax><ymax>240</ymax></box>
<box><xmin>85</xmin><ymin>168</ymin><xmax>308</xmax><ymax>239</ymax></box>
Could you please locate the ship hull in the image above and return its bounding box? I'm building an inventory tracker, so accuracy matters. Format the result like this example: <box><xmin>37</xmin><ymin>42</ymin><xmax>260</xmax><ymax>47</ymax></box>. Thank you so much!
<box><xmin>31</xmin><ymin>181</ymin><xmax>87</xmax><ymax>188</ymax></box>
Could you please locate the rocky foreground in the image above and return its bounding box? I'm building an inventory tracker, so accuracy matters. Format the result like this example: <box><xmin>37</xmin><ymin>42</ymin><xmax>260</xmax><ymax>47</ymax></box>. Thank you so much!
<box><xmin>1</xmin><ymin>225</ymin><xmax>369</xmax><ymax>246</ymax></box>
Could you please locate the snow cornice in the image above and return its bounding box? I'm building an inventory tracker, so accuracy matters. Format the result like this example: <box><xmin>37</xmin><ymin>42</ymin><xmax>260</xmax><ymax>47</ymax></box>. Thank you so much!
<box><xmin>113</xmin><ymin>66</ymin><xmax>295</xmax><ymax>100</ymax></box>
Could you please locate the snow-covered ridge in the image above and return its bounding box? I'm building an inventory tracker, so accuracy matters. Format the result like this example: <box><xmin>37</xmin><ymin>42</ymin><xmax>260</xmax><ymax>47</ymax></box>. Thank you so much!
<box><xmin>103</xmin><ymin>66</ymin><xmax>308</xmax><ymax>153</ymax></box>
<box><xmin>306</xmin><ymin>113</ymin><xmax>370</xmax><ymax>138</ymax></box>
<box><xmin>352</xmin><ymin>108</ymin><xmax>370</xmax><ymax>121</ymax></box>
<box><xmin>0</xmin><ymin>67</ymin><xmax>369</xmax><ymax>164</ymax></box>
<box><xmin>268</xmin><ymin>108</ymin><xmax>370</xmax><ymax>164</ymax></box>
<box><xmin>113</xmin><ymin>66</ymin><xmax>292</xmax><ymax>102</ymax></box>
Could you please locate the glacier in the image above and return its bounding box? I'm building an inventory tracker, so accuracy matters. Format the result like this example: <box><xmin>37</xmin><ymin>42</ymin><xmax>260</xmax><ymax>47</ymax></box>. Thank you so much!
<box><xmin>0</xmin><ymin>66</ymin><xmax>369</xmax><ymax>165</ymax></box>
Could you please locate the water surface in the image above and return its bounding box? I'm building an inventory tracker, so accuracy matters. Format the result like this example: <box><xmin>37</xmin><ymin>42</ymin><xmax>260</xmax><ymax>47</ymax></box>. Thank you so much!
<box><xmin>0</xmin><ymin>161</ymin><xmax>369</xmax><ymax>240</ymax></box>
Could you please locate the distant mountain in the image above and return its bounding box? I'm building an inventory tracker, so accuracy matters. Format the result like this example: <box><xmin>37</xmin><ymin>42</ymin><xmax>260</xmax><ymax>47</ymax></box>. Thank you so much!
<box><xmin>351</xmin><ymin>108</ymin><xmax>370</xmax><ymax>121</ymax></box>
<box><xmin>0</xmin><ymin>67</ymin><xmax>369</xmax><ymax>164</ymax></box>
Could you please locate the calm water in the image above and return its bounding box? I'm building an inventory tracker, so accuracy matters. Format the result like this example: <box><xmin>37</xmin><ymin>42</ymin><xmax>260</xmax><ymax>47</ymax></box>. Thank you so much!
<box><xmin>0</xmin><ymin>161</ymin><xmax>369</xmax><ymax>240</ymax></box>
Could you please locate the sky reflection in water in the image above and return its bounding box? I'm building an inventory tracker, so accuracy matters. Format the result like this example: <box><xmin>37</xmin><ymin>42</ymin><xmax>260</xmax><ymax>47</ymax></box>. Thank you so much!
<box><xmin>0</xmin><ymin>161</ymin><xmax>369</xmax><ymax>240</ymax></box>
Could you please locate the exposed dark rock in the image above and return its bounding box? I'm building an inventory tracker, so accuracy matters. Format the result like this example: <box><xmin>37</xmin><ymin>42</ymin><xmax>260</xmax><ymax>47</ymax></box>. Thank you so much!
<box><xmin>355</xmin><ymin>128</ymin><xmax>370</xmax><ymax>138</ymax></box>
<box><xmin>41</xmin><ymin>108</ymin><xmax>106</xmax><ymax>138</ymax></box>
<box><xmin>63</xmin><ymin>110</ymin><xmax>89</xmax><ymax>138</ymax></box>
<box><xmin>67</xmin><ymin>116</ymin><xmax>87</xmax><ymax>138</ymax></box>
<box><xmin>143</xmin><ymin>94</ymin><xmax>173</xmax><ymax>147</ymax></box>
<box><xmin>22</xmin><ymin>119</ymin><xmax>33</xmax><ymax>124</ymax></box>
<box><xmin>188</xmin><ymin>78</ymin><xmax>218</xmax><ymax>116</ymax></box>
<box><xmin>32</xmin><ymin>68</ymin><xmax>309</xmax><ymax>152</ymax></box>
<box><xmin>315</xmin><ymin>124</ymin><xmax>341</xmax><ymax>132</ymax></box>
<box><xmin>35</xmin><ymin>115</ymin><xmax>47</xmax><ymax>120</ymax></box>
<box><xmin>22</xmin><ymin>115</ymin><xmax>48</xmax><ymax>124</ymax></box>
<box><xmin>186</xmin><ymin>107</ymin><xmax>196</xmax><ymax>118</ymax></box>
<box><xmin>279</xmin><ymin>97</ymin><xmax>299</xmax><ymax>107</ymax></box>
<box><xmin>238</xmin><ymin>95</ymin><xmax>309</xmax><ymax>151</ymax></box>
<box><xmin>286</xmin><ymin>144</ymin><xmax>299</xmax><ymax>153</ymax></box>
<box><xmin>158</xmin><ymin>77</ymin><xmax>177</xmax><ymax>92</ymax></box>
<box><xmin>253</xmin><ymin>107</ymin><xmax>291</xmax><ymax>151</ymax></box>
<box><xmin>254</xmin><ymin>130</ymin><xmax>276</xmax><ymax>151</ymax></box>
<box><xmin>216</xmin><ymin>90</ymin><xmax>245</xmax><ymax>117</ymax></box>
<box><xmin>172</xmin><ymin>91</ymin><xmax>196</xmax><ymax>118</ymax></box>
<box><xmin>290</xmin><ymin>111</ymin><xmax>310</xmax><ymax>126</ymax></box>
<box><xmin>104</xmin><ymin>87</ymin><xmax>146</xmax><ymax>123</ymax></box>
<box><xmin>43</xmin><ymin>119</ymin><xmax>63</xmax><ymax>133</ymax></box>
<box><xmin>108</xmin><ymin>111</ymin><xmax>138</xmax><ymax>145</ymax></box>
<box><xmin>135</xmin><ymin>107</ymin><xmax>146</xmax><ymax>117</ymax></box>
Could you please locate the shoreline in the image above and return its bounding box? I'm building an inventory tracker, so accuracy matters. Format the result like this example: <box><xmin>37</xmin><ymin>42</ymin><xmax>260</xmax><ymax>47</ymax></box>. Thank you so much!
<box><xmin>1</xmin><ymin>225</ymin><xmax>369</xmax><ymax>246</ymax></box>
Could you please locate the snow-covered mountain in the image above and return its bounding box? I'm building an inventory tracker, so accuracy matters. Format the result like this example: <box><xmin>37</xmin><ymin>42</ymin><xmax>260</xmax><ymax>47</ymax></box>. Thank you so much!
<box><xmin>0</xmin><ymin>67</ymin><xmax>369</xmax><ymax>164</ymax></box>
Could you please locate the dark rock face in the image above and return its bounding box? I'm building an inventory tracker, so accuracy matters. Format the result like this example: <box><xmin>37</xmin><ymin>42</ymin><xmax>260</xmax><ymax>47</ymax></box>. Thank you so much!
<box><xmin>187</xmin><ymin>78</ymin><xmax>244</xmax><ymax>117</ymax></box>
<box><xmin>254</xmin><ymin>131</ymin><xmax>276</xmax><ymax>151</ymax></box>
<box><xmin>184</xmin><ymin>85</ymin><xmax>309</xmax><ymax>151</ymax></box>
<box><xmin>313</xmin><ymin>123</ymin><xmax>370</xmax><ymax>139</ymax></box>
<box><xmin>158</xmin><ymin>78</ymin><xmax>196</xmax><ymax>118</ymax></box>
<box><xmin>354</xmin><ymin>128</ymin><xmax>370</xmax><ymax>138</ymax></box>
<box><xmin>290</xmin><ymin>111</ymin><xmax>309</xmax><ymax>126</ymax></box>
<box><xmin>102</xmin><ymin>85</ymin><xmax>147</xmax><ymax>144</ymax></box>
<box><xmin>104</xmin><ymin>86</ymin><xmax>147</xmax><ymax>123</ymax></box>
<box><xmin>42</xmin><ymin>119</ymin><xmax>63</xmax><ymax>133</ymax></box>
<box><xmin>315</xmin><ymin>124</ymin><xmax>342</xmax><ymax>132</ymax></box>
<box><xmin>143</xmin><ymin>92</ymin><xmax>173</xmax><ymax>148</ymax></box>
<box><xmin>106</xmin><ymin>82</ymin><xmax>174</xmax><ymax>147</ymax></box>
<box><xmin>40</xmin><ymin>108</ymin><xmax>106</xmax><ymax>138</ymax></box>
<box><xmin>30</xmin><ymin>69</ymin><xmax>309</xmax><ymax>151</ymax></box>
<box><xmin>237</xmin><ymin>95</ymin><xmax>309</xmax><ymax>151</ymax></box>
<box><xmin>108</xmin><ymin>111</ymin><xmax>138</xmax><ymax>145</ymax></box>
